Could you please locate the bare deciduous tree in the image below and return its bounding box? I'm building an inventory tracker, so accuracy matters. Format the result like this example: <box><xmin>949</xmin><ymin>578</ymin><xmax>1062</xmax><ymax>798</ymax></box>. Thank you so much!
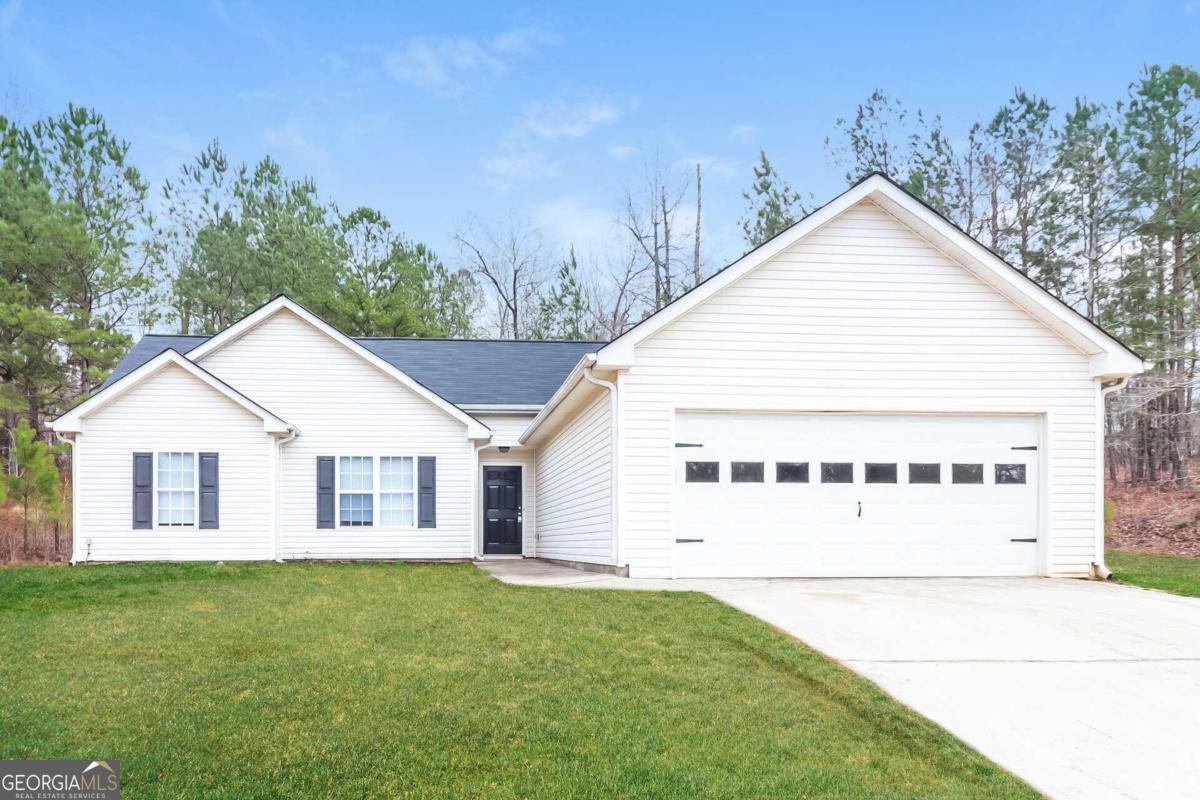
<box><xmin>620</xmin><ymin>159</ymin><xmax>693</xmax><ymax>311</ymax></box>
<box><xmin>455</xmin><ymin>219</ymin><xmax>546</xmax><ymax>338</ymax></box>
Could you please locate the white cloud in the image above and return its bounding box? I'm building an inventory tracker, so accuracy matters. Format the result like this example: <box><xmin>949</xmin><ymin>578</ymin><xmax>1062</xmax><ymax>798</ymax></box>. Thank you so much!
<box><xmin>520</xmin><ymin>95</ymin><xmax>624</xmax><ymax>140</ymax></box>
<box><xmin>490</xmin><ymin>26</ymin><xmax>561</xmax><ymax>55</ymax></box>
<box><xmin>730</xmin><ymin>124</ymin><xmax>758</xmax><ymax>142</ymax></box>
<box><xmin>608</xmin><ymin>144</ymin><xmax>640</xmax><ymax>161</ymax></box>
<box><xmin>532</xmin><ymin>195</ymin><xmax>618</xmax><ymax>252</ymax></box>
<box><xmin>481</xmin><ymin>152</ymin><xmax>561</xmax><ymax>181</ymax></box>
<box><xmin>383</xmin><ymin>27</ymin><xmax>558</xmax><ymax>95</ymax></box>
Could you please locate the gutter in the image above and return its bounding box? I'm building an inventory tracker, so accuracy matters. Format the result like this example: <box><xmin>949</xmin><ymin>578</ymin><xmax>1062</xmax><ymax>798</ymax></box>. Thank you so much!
<box><xmin>272</xmin><ymin>426</ymin><xmax>299</xmax><ymax>562</ymax></box>
<box><xmin>518</xmin><ymin>354</ymin><xmax>594</xmax><ymax>446</ymax></box>
<box><xmin>582</xmin><ymin>364</ymin><xmax>621</xmax><ymax>569</ymax></box>
<box><xmin>1093</xmin><ymin>376</ymin><xmax>1131</xmax><ymax>580</ymax></box>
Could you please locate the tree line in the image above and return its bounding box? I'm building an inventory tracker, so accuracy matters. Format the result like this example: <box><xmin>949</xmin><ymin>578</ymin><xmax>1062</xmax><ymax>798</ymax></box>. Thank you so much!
<box><xmin>741</xmin><ymin>65</ymin><xmax>1200</xmax><ymax>486</ymax></box>
<box><xmin>0</xmin><ymin>62</ymin><xmax>1197</xmax><ymax>559</ymax></box>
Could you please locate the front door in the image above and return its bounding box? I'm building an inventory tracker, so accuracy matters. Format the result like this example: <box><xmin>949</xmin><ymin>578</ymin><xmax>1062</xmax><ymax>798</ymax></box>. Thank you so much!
<box><xmin>483</xmin><ymin>466</ymin><xmax>522</xmax><ymax>555</ymax></box>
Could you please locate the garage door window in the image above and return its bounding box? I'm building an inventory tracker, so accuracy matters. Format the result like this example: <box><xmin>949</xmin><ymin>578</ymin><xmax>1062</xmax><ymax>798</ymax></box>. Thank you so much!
<box><xmin>776</xmin><ymin>462</ymin><xmax>809</xmax><ymax>483</ymax></box>
<box><xmin>731</xmin><ymin>462</ymin><xmax>765</xmax><ymax>483</ymax></box>
<box><xmin>821</xmin><ymin>462</ymin><xmax>853</xmax><ymax>483</ymax></box>
<box><xmin>995</xmin><ymin>464</ymin><xmax>1027</xmax><ymax>484</ymax></box>
<box><xmin>909</xmin><ymin>463</ymin><xmax>941</xmax><ymax>484</ymax></box>
<box><xmin>865</xmin><ymin>463</ymin><xmax>897</xmax><ymax>483</ymax></box>
<box><xmin>952</xmin><ymin>463</ymin><xmax>984</xmax><ymax>484</ymax></box>
<box><xmin>686</xmin><ymin>461</ymin><xmax>720</xmax><ymax>483</ymax></box>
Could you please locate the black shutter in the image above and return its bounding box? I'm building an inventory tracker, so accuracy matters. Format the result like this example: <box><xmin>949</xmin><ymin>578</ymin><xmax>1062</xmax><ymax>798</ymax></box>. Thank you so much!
<box><xmin>418</xmin><ymin>456</ymin><xmax>436</xmax><ymax>528</ymax></box>
<box><xmin>316</xmin><ymin>456</ymin><xmax>335</xmax><ymax>529</ymax></box>
<box><xmin>132</xmin><ymin>452</ymin><xmax>153</xmax><ymax>529</ymax></box>
<box><xmin>199</xmin><ymin>452</ymin><xmax>219</xmax><ymax>529</ymax></box>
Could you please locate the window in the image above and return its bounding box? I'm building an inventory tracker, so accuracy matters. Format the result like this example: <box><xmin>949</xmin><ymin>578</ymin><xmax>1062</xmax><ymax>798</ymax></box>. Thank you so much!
<box><xmin>865</xmin><ymin>463</ymin><xmax>897</xmax><ymax>483</ymax></box>
<box><xmin>908</xmin><ymin>463</ymin><xmax>941</xmax><ymax>484</ymax></box>
<box><xmin>821</xmin><ymin>462</ymin><xmax>853</xmax><ymax>483</ymax></box>
<box><xmin>952</xmin><ymin>463</ymin><xmax>984</xmax><ymax>484</ymax></box>
<box><xmin>731</xmin><ymin>461</ymin><xmax>764</xmax><ymax>483</ymax></box>
<box><xmin>776</xmin><ymin>462</ymin><xmax>809</xmax><ymax>483</ymax></box>
<box><xmin>157</xmin><ymin>451</ymin><xmax>196</xmax><ymax>526</ymax></box>
<box><xmin>339</xmin><ymin>456</ymin><xmax>374</xmax><ymax>526</ymax></box>
<box><xmin>995</xmin><ymin>464</ymin><xmax>1027</xmax><ymax>485</ymax></box>
<box><xmin>685</xmin><ymin>461</ymin><xmax>720</xmax><ymax>483</ymax></box>
<box><xmin>380</xmin><ymin>456</ymin><xmax>415</xmax><ymax>526</ymax></box>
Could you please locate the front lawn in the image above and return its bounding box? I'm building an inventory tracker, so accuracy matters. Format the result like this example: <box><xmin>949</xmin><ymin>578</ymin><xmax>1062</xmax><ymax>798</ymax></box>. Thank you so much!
<box><xmin>1108</xmin><ymin>550</ymin><xmax>1200</xmax><ymax>598</ymax></box>
<box><xmin>0</xmin><ymin>563</ymin><xmax>1034</xmax><ymax>799</ymax></box>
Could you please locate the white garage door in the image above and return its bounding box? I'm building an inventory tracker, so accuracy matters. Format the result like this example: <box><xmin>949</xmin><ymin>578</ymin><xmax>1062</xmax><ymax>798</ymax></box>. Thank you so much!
<box><xmin>673</xmin><ymin>413</ymin><xmax>1040</xmax><ymax>577</ymax></box>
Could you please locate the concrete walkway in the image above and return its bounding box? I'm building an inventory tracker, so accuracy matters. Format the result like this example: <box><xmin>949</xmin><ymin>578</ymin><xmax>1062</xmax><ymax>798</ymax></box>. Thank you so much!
<box><xmin>477</xmin><ymin>558</ymin><xmax>1200</xmax><ymax>800</ymax></box>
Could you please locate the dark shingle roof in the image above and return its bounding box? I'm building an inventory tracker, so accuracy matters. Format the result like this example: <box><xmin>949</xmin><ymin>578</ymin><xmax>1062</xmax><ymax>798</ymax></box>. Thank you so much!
<box><xmin>102</xmin><ymin>334</ymin><xmax>601</xmax><ymax>406</ymax></box>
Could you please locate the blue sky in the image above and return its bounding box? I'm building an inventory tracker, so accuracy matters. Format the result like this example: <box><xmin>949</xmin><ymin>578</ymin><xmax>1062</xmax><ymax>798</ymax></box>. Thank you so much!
<box><xmin>3</xmin><ymin>1</ymin><xmax>1200</xmax><ymax>271</ymax></box>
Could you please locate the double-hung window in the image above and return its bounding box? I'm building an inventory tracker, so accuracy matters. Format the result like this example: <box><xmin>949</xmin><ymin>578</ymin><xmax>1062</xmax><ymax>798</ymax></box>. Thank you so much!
<box><xmin>157</xmin><ymin>451</ymin><xmax>196</xmax><ymax>526</ymax></box>
<box><xmin>335</xmin><ymin>456</ymin><xmax>418</xmax><ymax>528</ymax></box>
<box><xmin>379</xmin><ymin>457</ymin><xmax>415</xmax><ymax>526</ymax></box>
<box><xmin>339</xmin><ymin>456</ymin><xmax>374</xmax><ymax>526</ymax></box>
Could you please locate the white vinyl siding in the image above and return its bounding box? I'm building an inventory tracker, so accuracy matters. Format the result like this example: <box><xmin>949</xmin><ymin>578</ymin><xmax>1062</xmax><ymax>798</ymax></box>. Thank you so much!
<box><xmin>474</xmin><ymin>413</ymin><xmax>538</xmax><ymax>447</ymax></box>
<box><xmin>73</xmin><ymin>363</ymin><xmax>273</xmax><ymax>561</ymax></box>
<box><xmin>535</xmin><ymin>390</ymin><xmax>613</xmax><ymax>564</ymax></box>
<box><xmin>198</xmin><ymin>308</ymin><xmax>473</xmax><ymax>559</ymax></box>
<box><xmin>618</xmin><ymin>198</ymin><xmax>1101</xmax><ymax>578</ymax></box>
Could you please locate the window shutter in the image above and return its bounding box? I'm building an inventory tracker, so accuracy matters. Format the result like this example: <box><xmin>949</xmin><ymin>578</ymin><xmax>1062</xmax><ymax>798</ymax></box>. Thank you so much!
<box><xmin>418</xmin><ymin>456</ymin><xmax>436</xmax><ymax>528</ymax></box>
<box><xmin>316</xmin><ymin>456</ymin><xmax>335</xmax><ymax>529</ymax></box>
<box><xmin>132</xmin><ymin>452</ymin><xmax>153</xmax><ymax>529</ymax></box>
<box><xmin>199</xmin><ymin>452</ymin><xmax>219</xmax><ymax>529</ymax></box>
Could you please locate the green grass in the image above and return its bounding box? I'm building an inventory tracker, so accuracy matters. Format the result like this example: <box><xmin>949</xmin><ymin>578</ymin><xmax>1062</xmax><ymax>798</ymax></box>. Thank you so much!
<box><xmin>0</xmin><ymin>563</ymin><xmax>1035</xmax><ymax>799</ymax></box>
<box><xmin>1109</xmin><ymin>550</ymin><xmax>1200</xmax><ymax>598</ymax></box>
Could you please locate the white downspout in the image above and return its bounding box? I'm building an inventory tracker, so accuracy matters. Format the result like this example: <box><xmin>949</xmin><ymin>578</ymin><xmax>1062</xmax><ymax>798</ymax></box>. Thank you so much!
<box><xmin>583</xmin><ymin>362</ymin><xmax>621</xmax><ymax>570</ymax></box>
<box><xmin>273</xmin><ymin>427</ymin><xmax>298</xmax><ymax>562</ymax></box>
<box><xmin>54</xmin><ymin>431</ymin><xmax>81</xmax><ymax>565</ymax></box>
<box><xmin>1093</xmin><ymin>376</ymin><xmax>1130</xmax><ymax>580</ymax></box>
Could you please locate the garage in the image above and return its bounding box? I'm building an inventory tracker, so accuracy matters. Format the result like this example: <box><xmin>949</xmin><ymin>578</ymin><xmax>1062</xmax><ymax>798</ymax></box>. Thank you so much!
<box><xmin>672</xmin><ymin>412</ymin><xmax>1041</xmax><ymax>577</ymax></box>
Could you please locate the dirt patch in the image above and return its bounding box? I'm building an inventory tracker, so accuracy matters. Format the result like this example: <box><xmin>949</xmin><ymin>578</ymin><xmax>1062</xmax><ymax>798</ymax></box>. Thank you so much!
<box><xmin>1106</xmin><ymin>481</ymin><xmax>1200</xmax><ymax>557</ymax></box>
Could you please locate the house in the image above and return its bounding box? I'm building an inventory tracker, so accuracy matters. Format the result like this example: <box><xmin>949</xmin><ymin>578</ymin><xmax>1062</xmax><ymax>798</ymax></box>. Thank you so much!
<box><xmin>51</xmin><ymin>174</ymin><xmax>1146</xmax><ymax>578</ymax></box>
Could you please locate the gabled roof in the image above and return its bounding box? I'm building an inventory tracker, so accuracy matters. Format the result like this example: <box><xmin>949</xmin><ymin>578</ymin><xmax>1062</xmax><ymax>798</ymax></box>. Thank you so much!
<box><xmin>52</xmin><ymin>349</ymin><xmax>293</xmax><ymax>435</ymax></box>
<box><xmin>103</xmin><ymin>334</ymin><xmax>601</xmax><ymax>406</ymax></box>
<box><xmin>594</xmin><ymin>172</ymin><xmax>1148</xmax><ymax>380</ymax></box>
<box><xmin>181</xmin><ymin>297</ymin><xmax>492</xmax><ymax>438</ymax></box>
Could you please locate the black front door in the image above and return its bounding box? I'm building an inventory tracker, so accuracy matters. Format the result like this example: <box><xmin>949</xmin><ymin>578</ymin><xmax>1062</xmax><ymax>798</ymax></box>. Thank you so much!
<box><xmin>483</xmin><ymin>466</ymin><xmax>522</xmax><ymax>555</ymax></box>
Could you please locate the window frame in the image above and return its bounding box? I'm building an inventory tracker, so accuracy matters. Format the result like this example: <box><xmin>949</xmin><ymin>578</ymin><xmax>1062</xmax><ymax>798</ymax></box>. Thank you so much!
<box><xmin>334</xmin><ymin>455</ymin><xmax>420</xmax><ymax>529</ymax></box>
<box><xmin>864</xmin><ymin>462</ymin><xmax>898</xmax><ymax>484</ymax></box>
<box><xmin>995</xmin><ymin>463</ymin><xmax>1028</xmax><ymax>485</ymax></box>
<box><xmin>820</xmin><ymin>462</ymin><xmax>855</xmax><ymax>484</ymax></box>
<box><xmin>153</xmin><ymin>451</ymin><xmax>198</xmax><ymax>529</ymax></box>
<box><xmin>908</xmin><ymin>463</ymin><xmax>942</xmax><ymax>485</ymax></box>
<box><xmin>379</xmin><ymin>456</ymin><xmax>417</xmax><ymax>527</ymax></box>
<box><xmin>775</xmin><ymin>462</ymin><xmax>810</xmax><ymax>484</ymax></box>
<box><xmin>731</xmin><ymin>461</ymin><xmax>765</xmax><ymax>483</ymax></box>
<box><xmin>951</xmin><ymin>463</ymin><xmax>985</xmax><ymax>484</ymax></box>
<box><xmin>684</xmin><ymin>461</ymin><xmax>720</xmax><ymax>483</ymax></box>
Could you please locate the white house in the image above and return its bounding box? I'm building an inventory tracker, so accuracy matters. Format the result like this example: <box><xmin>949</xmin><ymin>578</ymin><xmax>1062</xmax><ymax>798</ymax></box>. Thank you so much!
<box><xmin>52</xmin><ymin>174</ymin><xmax>1147</xmax><ymax>578</ymax></box>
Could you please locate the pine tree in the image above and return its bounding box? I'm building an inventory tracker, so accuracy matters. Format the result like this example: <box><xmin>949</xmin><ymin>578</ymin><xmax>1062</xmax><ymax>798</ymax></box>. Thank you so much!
<box><xmin>740</xmin><ymin>150</ymin><xmax>806</xmax><ymax>248</ymax></box>
<box><xmin>6</xmin><ymin>419</ymin><xmax>60</xmax><ymax>553</ymax></box>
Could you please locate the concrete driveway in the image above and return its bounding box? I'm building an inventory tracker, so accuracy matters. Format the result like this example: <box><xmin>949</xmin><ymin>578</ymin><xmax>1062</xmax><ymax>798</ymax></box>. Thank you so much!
<box><xmin>479</xmin><ymin>560</ymin><xmax>1200</xmax><ymax>800</ymax></box>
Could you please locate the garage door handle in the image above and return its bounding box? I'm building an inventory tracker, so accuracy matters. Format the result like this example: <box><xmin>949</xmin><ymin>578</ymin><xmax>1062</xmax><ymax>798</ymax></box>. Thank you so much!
<box><xmin>1010</xmin><ymin>538</ymin><xmax>1037</xmax><ymax>543</ymax></box>
<box><xmin>675</xmin><ymin>538</ymin><xmax>704</xmax><ymax>544</ymax></box>
<box><xmin>857</xmin><ymin>501</ymin><xmax>862</xmax><ymax>518</ymax></box>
